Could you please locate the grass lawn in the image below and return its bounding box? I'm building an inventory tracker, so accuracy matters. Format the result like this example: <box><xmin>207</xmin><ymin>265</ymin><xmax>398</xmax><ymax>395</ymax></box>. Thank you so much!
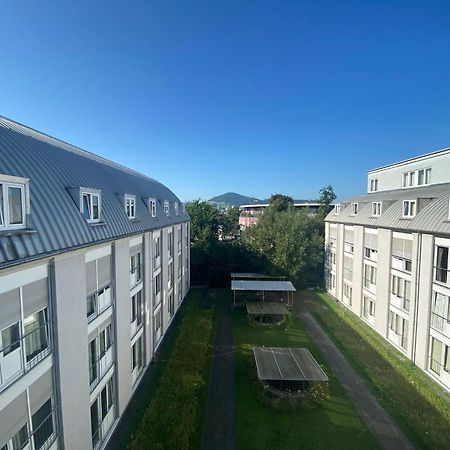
<box><xmin>122</xmin><ymin>288</ymin><xmax>215</xmax><ymax>450</ymax></box>
<box><xmin>309</xmin><ymin>291</ymin><xmax>450</xmax><ymax>450</ymax></box>
<box><xmin>233</xmin><ymin>297</ymin><xmax>379</xmax><ymax>450</ymax></box>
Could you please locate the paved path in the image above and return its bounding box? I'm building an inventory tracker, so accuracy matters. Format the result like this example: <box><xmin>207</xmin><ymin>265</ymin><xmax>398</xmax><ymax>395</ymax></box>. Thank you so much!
<box><xmin>202</xmin><ymin>291</ymin><xmax>235</xmax><ymax>450</ymax></box>
<box><xmin>295</xmin><ymin>294</ymin><xmax>414</xmax><ymax>450</ymax></box>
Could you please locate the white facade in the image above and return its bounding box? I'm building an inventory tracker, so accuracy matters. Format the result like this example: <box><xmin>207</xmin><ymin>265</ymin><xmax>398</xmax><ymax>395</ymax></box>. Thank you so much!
<box><xmin>326</xmin><ymin>149</ymin><xmax>450</xmax><ymax>391</ymax></box>
<box><xmin>0</xmin><ymin>223</ymin><xmax>190</xmax><ymax>450</ymax></box>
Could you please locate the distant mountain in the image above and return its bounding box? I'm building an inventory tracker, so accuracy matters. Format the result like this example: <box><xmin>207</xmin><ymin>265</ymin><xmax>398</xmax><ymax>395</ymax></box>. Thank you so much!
<box><xmin>208</xmin><ymin>192</ymin><xmax>261</xmax><ymax>207</ymax></box>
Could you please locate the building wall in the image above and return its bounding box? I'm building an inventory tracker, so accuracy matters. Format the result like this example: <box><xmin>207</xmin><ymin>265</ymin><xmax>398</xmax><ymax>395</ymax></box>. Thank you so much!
<box><xmin>0</xmin><ymin>222</ymin><xmax>190</xmax><ymax>450</ymax></box>
<box><xmin>325</xmin><ymin>223</ymin><xmax>450</xmax><ymax>391</ymax></box>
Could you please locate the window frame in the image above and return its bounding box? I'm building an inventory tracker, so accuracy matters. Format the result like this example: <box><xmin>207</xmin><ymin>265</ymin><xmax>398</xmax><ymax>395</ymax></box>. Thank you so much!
<box><xmin>402</xmin><ymin>200</ymin><xmax>416</xmax><ymax>218</ymax></box>
<box><xmin>0</xmin><ymin>178</ymin><xmax>27</xmax><ymax>230</ymax></box>
<box><xmin>80</xmin><ymin>189</ymin><xmax>101</xmax><ymax>223</ymax></box>
<box><xmin>351</xmin><ymin>203</ymin><xmax>358</xmax><ymax>215</ymax></box>
<box><xmin>149</xmin><ymin>198</ymin><xmax>157</xmax><ymax>217</ymax></box>
<box><xmin>402</xmin><ymin>168</ymin><xmax>432</xmax><ymax>188</ymax></box>
<box><xmin>164</xmin><ymin>201</ymin><xmax>170</xmax><ymax>216</ymax></box>
<box><xmin>334</xmin><ymin>204</ymin><xmax>341</xmax><ymax>215</ymax></box>
<box><xmin>371</xmin><ymin>202</ymin><xmax>382</xmax><ymax>217</ymax></box>
<box><xmin>124</xmin><ymin>195</ymin><xmax>136</xmax><ymax>219</ymax></box>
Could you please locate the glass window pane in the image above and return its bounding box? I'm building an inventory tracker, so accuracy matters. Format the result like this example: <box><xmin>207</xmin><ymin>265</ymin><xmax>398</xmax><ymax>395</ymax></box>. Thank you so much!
<box><xmin>2</xmin><ymin>322</ymin><xmax>20</xmax><ymax>356</ymax></box>
<box><xmin>92</xmin><ymin>195</ymin><xmax>99</xmax><ymax>220</ymax></box>
<box><xmin>82</xmin><ymin>194</ymin><xmax>91</xmax><ymax>219</ymax></box>
<box><xmin>24</xmin><ymin>310</ymin><xmax>48</xmax><ymax>362</ymax></box>
<box><xmin>32</xmin><ymin>399</ymin><xmax>53</xmax><ymax>450</ymax></box>
<box><xmin>0</xmin><ymin>184</ymin><xmax>4</xmax><ymax>225</ymax></box>
<box><xmin>8</xmin><ymin>186</ymin><xmax>23</xmax><ymax>225</ymax></box>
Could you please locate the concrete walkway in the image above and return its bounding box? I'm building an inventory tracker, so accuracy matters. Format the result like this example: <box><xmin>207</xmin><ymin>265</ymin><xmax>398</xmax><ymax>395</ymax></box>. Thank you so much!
<box><xmin>295</xmin><ymin>295</ymin><xmax>414</xmax><ymax>450</ymax></box>
<box><xmin>202</xmin><ymin>291</ymin><xmax>235</xmax><ymax>450</ymax></box>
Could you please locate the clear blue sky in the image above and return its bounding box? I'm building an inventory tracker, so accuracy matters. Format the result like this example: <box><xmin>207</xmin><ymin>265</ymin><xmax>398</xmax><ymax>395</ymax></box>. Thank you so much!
<box><xmin>1</xmin><ymin>1</ymin><xmax>450</xmax><ymax>201</ymax></box>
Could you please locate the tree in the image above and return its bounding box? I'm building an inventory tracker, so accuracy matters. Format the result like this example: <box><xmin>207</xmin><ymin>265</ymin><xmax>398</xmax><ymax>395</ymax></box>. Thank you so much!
<box><xmin>185</xmin><ymin>200</ymin><xmax>219</xmax><ymax>242</ymax></box>
<box><xmin>220</xmin><ymin>206</ymin><xmax>240</xmax><ymax>238</ymax></box>
<box><xmin>268</xmin><ymin>194</ymin><xmax>294</xmax><ymax>212</ymax></box>
<box><xmin>318</xmin><ymin>185</ymin><xmax>336</xmax><ymax>218</ymax></box>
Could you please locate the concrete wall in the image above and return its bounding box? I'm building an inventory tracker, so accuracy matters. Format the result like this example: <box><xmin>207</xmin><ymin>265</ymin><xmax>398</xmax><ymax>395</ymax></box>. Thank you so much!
<box><xmin>53</xmin><ymin>253</ymin><xmax>91</xmax><ymax>450</ymax></box>
<box><xmin>375</xmin><ymin>228</ymin><xmax>392</xmax><ymax>336</ymax></box>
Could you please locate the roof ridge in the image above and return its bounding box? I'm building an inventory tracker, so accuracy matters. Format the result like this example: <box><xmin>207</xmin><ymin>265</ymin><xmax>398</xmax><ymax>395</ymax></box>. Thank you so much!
<box><xmin>0</xmin><ymin>115</ymin><xmax>163</xmax><ymax>186</ymax></box>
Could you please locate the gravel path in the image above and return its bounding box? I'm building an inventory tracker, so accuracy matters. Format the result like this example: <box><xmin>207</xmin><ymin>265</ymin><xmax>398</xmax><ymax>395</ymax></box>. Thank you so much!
<box><xmin>202</xmin><ymin>291</ymin><xmax>236</xmax><ymax>450</ymax></box>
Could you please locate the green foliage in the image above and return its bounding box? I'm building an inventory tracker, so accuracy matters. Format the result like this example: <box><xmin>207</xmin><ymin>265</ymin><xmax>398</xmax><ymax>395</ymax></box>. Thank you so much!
<box><xmin>129</xmin><ymin>290</ymin><xmax>215</xmax><ymax>450</ymax></box>
<box><xmin>243</xmin><ymin>207</ymin><xmax>324</xmax><ymax>287</ymax></box>
<box><xmin>220</xmin><ymin>206</ymin><xmax>240</xmax><ymax>238</ymax></box>
<box><xmin>268</xmin><ymin>194</ymin><xmax>294</xmax><ymax>212</ymax></box>
<box><xmin>311</xmin><ymin>292</ymin><xmax>450</xmax><ymax>450</ymax></box>
<box><xmin>186</xmin><ymin>200</ymin><xmax>220</xmax><ymax>242</ymax></box>
<box><xmin>318</xmin><ymin>185</ymin><xmax>336</xmax><ymax>218</ymax></box>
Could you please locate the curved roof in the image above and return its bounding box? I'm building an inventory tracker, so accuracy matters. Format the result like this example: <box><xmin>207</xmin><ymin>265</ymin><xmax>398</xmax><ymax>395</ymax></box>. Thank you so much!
<box><xmin>326</xmin><ymin>183</ymin><xmax>450</xmax><ymax>236</ymax></box>
<box><xmin>0</xmin><ymin>116</ymin><xmax>189</xmax><ymax>269</ymax></box>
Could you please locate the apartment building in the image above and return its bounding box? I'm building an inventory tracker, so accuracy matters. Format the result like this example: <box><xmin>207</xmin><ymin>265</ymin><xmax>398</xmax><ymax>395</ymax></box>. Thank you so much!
<box><xmin>325</xmin><ymin>148</ymin><xmax>450</xmax><ymax>391</ymax></box>
<box><xmin>0</xmin><ymin>117</ymin><xmax>190</xmax><ymax>450</ymax></box>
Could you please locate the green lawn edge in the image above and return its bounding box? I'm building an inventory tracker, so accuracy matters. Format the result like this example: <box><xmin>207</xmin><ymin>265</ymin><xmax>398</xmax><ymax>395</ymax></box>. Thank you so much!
<box><xmin>310</xmin><ymin>291</ymin><xmax>450</xmax><ymax>450</ymax></box>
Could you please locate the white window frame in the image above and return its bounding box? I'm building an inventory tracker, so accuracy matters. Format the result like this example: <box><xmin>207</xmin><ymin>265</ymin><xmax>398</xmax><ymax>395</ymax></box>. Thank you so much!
<box><xmin>369</xmin><ymin>179</ymin><xmax>378</xmax><ymax>192</ymax></box>
<box><xmin>164</xmin><ymin>201</ymin><xmax>170</xmax><ymax>216</ymax></box>
<box><xmin>402</xmin><ymin>200</ymin><xmax>416</xmax><ymax>218</ymax></box>
<box><xmin>372</xmin><ymin>202</ymin><xmax>382</xmax><ymax>217</ymax></box>
<box><xmin>125</xmin><ymin>195</ymin><xmax>136</xmax><ymax>219</ymax></box>
<box><xmin>334</xmin><ymin>204</ymin><xmax>341</xmax><ymax>215</ymax></box>
<box><xmin>402</xmin><ymin>168</ymin><xmax>431</xmax><ymax>188</ymax></box>
<box><xmin>0</xmin><ymin>175</ymin><xmax>28</xmax><ymax>230</ymax></box>
<box><xmin>351</xmin><ymin>203</ymin><xmax>358</xmax><ymax>215</ymax></box>
<box><xmin>80</xmin><ymin>189</ymin><xmax>101</xmax><ymax>223</ymax></box>
<box><xmin>149</xmin><ymin>198</ymin><xmax>156</xmax><ymax>217</ymax></box>
<box><xmin>174</xmin><ymin>202</ymin><xmax>179</xmax><ymax>216</ymax></box>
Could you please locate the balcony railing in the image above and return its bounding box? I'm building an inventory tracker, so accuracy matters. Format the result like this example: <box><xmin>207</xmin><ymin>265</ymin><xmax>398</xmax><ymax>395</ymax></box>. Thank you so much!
<box><xmin>32</xmin><ymin>405</ymin><xmax>58</xmax><ymax>450</ymax></box>
<box><xmin>87</xmin><ymin>286</ymin><xmax>112</xmax><ymax>323</ymax></box>
<box><xmin>130</xmin><ymin>265</ymin><xmax>142</xmax><ymax>288</ymax></box>
<box><xmin>430</xmin><ymin>311</ymin><xmax>450</xmax><ymax>336</ymax></box>
<box><xmin>89</xmin><ymin>346</ymin><xmax>114</xmax><ymax>393</ymax></box>
<box><xmin>390</xmin><ymin>293</ymin><xmax>410</xmax><ymax>312</ymax></box>
<box><xmin>92</xmin><ymin>403</ymin><xmax>115</xmax><ymax>450</ymax></box>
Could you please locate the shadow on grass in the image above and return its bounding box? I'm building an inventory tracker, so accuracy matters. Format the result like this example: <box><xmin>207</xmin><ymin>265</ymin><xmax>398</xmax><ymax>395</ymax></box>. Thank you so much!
<box><xmin>303</xmin><ymin>290</ymin><xmax>450</xmax><ymax>450</ymax></box>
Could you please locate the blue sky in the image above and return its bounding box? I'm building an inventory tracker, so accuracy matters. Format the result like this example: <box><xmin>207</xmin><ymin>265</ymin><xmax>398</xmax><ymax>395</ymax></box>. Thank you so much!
<box><xmin>1</xmin><ymin>1</ymin><xmax>450</xmax><ymax>201</ymax></box>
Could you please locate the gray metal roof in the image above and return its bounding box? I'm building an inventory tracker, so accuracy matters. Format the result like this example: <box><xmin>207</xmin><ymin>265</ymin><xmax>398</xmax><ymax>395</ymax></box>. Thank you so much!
<box><xmin>253</xmin><ymin>347</ymin><xmax>328</xmax><ymax>382</ymax></box>
<box><xmin>246</xmin><ymin>302</ymin><xmax>289</xmax><ymax>315</ymax></box>
<box><xmin>326</xmin><ymin>183</ymin><xmax>450</xmax><ymax>236</ymax></box>
<box><xmin>230</xmin><ymin>273</ymin><xmax>271</xmax><ymax>279</ymax></box>
<box><xmin>0</xmin><ymin>116</ymin><xmax>189</xmax><ymax>269</ymax></box>
<box><xmin>231</xmin><ymin>280</ymin><xmax>296</xmax><ymax>291</ymax></box>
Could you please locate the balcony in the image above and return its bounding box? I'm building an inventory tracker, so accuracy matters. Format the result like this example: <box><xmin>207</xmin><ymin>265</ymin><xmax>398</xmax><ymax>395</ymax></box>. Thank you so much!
<box><xmin>153</xmin><ymin>255</ymin><xmax>161</xmax><ymax>271</ymax></box>
<box><xmin>92</xmin><ymin>404</ymin><xmax>115</xmax><ymax>450</ymax></box>
<box><xmin>364</xmin><ymin>247</ymin><xmax>378</xmax><ymax>262</ymax></box>
<box><xmin>363</xmin><ymin>279</ymin><xmax>376</xmax><ymax>294</ymax></box>
<box><xmin>434</xmin><ymin>266</ymin><xmax>449</xmax><ymax>286</ymax></box>
<box><xmin>392</xmin><ymin>256</ymin><xmax>412</xmax><ymax>273</ymax></box>
<box><xmin>87</xmin><ymin>286</ymin><xmax>112</xmax><ymax>323</ymax></box>
<box><xmin>131</xmin><ymin>314</ymin><xmax>143</xmax><ymax>338</ymax></box>
<box><xmin>390</xmin><ymin>293</ymin><xmax>410</xmax><ymax>312</ymax></box>
<box><xmin>430</xmin><ymin>311</ymin><xmax>450</xmax><ymax>337</ymax></box>
<box><xmin>130</xmin><ymin>266</ymin><xmax>142</xmax><ymax>288</ymax></box>
<box><xmin>89</xmin><ymin>346</ymin><xmax>114</xmax><ymax>392</ymax></box>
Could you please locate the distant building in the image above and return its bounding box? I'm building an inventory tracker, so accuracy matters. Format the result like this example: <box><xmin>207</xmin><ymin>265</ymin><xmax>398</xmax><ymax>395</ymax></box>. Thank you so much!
<box><xmin>239</xmin><ymin>201</ymin><xmax>321</xmax><ymax>228</ymax></box>
<box><xmin>0</xmin><ymin>117</ymin><xmax>190</xmax><ymax>450</ymax></box>
<box><xmin>325</xmin><ymin>147</ymin><xmax>450</xmax><ymax>391</ymax></box>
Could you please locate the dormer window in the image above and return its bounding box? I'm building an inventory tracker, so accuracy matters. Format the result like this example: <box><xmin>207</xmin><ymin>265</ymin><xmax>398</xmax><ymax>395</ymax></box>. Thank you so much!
<box><xmin>149</xmin><ymin>198</ymin><xmax>156</xmax><ymax>217</ymax></box>
<box><xmin>0</xmin><ymin>178</ymin><xmax>26</xmax><ymax>230</ymax></box>
<box><xmin>164</xmin><ymin>201</ymin><xmax>169</xmax><ymax>216</ymax></box>
<box><xmin>334</xmin><ymin>204</ymin><xmax>341</xmax><ymax>215</ymax></box>
<box><xmin>402</xmin><ymin>168</ymin><xmax>431</xmax><ymax>188</ymax></box>
<box><xmin>81</xmin><ymin>190</ymin><xmax>100</xmax><ymax>223</ymax></box>
<box><xmin>125</xmin><ymin>195</ymin><xmax>136</xmax><ymax>219</ymax></box>
<box><xmin>372</xmin><ymin>202</ymin><xmax>382</xmax><ymax>217</ymax></box>
<box><xmin>175</xmin><ymin>202</ymin><xmax>179</xmax><ymax>216</ymax></box>
<box><xmin>351</xmin><ymin>203</ymin><xmax>358</xmax><ymax>215</ymax></box>
<box><xmin>402</xmin><ymin>200</ymin><xmax>416</xmax><ymax>218</ymax></box>
<box><xmin>369</xmin><ymin>179</ymin><xmax>378</xmax><ymax>192</ymax></box>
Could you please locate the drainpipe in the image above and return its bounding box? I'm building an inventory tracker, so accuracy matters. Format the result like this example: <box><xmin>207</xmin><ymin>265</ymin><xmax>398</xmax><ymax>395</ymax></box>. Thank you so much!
<box><xmin>412</xmin><ymin>232</ymin><xmax>422</xmax><ymax>365</ymax></box>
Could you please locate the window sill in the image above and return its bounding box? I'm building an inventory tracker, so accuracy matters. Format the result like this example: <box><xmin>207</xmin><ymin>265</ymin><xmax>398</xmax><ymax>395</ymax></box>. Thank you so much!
<box><xmin>130</xmin><ymin>218</ymin><xmax>141</xmax><ymax>223</ymax></box>
<box><xmin>0</xmin><ymin>228</ymin><xmax>37</xmax><ymax>236</ymax></box>
<box><xmin>90</xmin><ymin>221</ymin><xmax>107</xmax><ymax>227</ymax></box>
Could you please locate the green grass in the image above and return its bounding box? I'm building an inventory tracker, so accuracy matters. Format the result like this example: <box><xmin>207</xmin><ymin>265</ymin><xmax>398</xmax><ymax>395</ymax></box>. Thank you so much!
<box><xmin>309</xmin><ymin>291</ymin><xmax>450</xmax><ymax>450</ymax></box>
<box><xmin>126</xmin><ymin>288</ymin><xmax>215</xmax><ymax>450</ymax></box>
<box><xmin>233</xmin><ymin>299</ymin><xmax>379</xmax><ymax>450</ymax></box>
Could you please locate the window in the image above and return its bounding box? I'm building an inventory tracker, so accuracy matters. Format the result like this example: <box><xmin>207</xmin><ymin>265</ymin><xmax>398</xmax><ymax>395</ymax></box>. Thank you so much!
<box><xmin>371</xmin><ymin>202</ymin><xmax>382</xmax><ymax>217</ymax></box>
<box><xmin>178</xmin><ymin>253</ymin><xmax>182</xmax><ymax>277</ymax></box>
<box><xmin>3</xmin><ymin>424</ymin><xmax>29</xmax><ymax>450</ymax></box>
<box><xmin>334</xmin><ymin>204</ymin><xmax>341</xmax><ymax>215</ymax></box>
<box><xmin>149</xmin><ymin>198</ymin><xmax>156</xmax><ymax>217</ymax></box>
<box><xmin>164</xmin><ymin>201</ymin><xmax>169</xmax><ymax>216</ymax></box>
<box><xmin>32</xmin><ymin>399</ymin><xmax>54</xmax><ymax>450</ymax></box>
<box><xmin>391</xmin><ymin>275</ymin><xmax>411</xmax><ymax>311</ymax></box>
<box><xmin>131</xmin><ymin>291</ymin><xmax>143</xmax><ymax>326</ymax></box>
<box><xmin>24</xmin><ymin>309</ymin><xmax>49</xmax><ymax>363</ymax></box>
<box><xmin>99</xmin><ymin>324</ymin><xmax>112</xmax><ymax>356</ymax></box>
<box><xmin>343</xmin><ymin>284</ymin><xmax>352</xmax><ymax>305</ymax></box>
<box><xmin>89</xmin><ymin>339</ymin><xmax>97</xmax><ymax>384</ymax></box>
<box><xmin>100</xmin><ymin>378</ymin><xmax>114</xmax><ymax>420</ymax></box>
<box><xmin>403</xmin><ymin>200</ymin><xmax>416</xmax><ymax>218</ymax></box>
<box><xmin>435</xmin><ymin>246</ymin><xmax>449</xmax><ymax>284</ymax></box>
<box><xmin>130</xmin><ymin>252</ymin><xmax>142</xmax><ymax>283</ymax></box>
<box><xmin>132</xmin><ymin>337</ymin><xmax>143</xmax><ymax>371</ymax></box>
<box><xmin>402</xmin><ymin>168</ymin><xmax>431</xmax><ymax>188</ymax></box>
<box><xmin>351</xmin><ymin>203</ymin><xmax>358</xmax><ymax>215</ymax></box>
<box><xmin>369</xmin><ymin>179</ymin><xmax>378</xmax><ymax>192</ymax></box>
<box><xmin>154</xmin><ymin>273</ymin><xmax>161</xmax><ymax>297</ymax></box>
<box><xmin>444</xmin><ymin>345</ymin><xmax>450</xmax><ymax>372</ymax></box>
<box><xmin>168</xmin><ymin>262</ymin><xmax>174</xmax><ymax>288</ymax></box>
<box><xmin>154</xmin><ymin>309</ymin><xmax>162</xmax><ymax>333</ymax></box>
<box><xmin>363</xmin><ymin>296</ymin><xmax>375</xmax><ymax>319</ymax></box>
<box><xmin>81</xmin><ymin>191</ymin><xmax>100</xmax><ymax>222</ymax></box>
<box><xmin>168</xmin><ymin>231</ymin><xmax>174</xmax><ymax>258</ymax></box>
<box><xmin>430</xmin><ymin>337</ymin><xmax>442</xmax><ymax>374</ymax></box>
<box><xmin>0</xmin><ymin>181</ymin><xmax>26</xmax><ymax>229</ymax></box>
<box><xmin>125</xmin><ymin>195</ymin><xmax>136</xmax><ymax>219</ymax></box>
<box><xmin>364</xmin><ymin>264</ymin><xmax>377</xmax><ymax>289</ymax></box>
<box><xmin>175</xmin><ymin>202</ymin><xmax>179</xmax><ymax>215</ymax></box>
<box><xmin>154</xmin><ymin>235</ymin><xmax>161</xmax><ymax>260</ymax></box>
<box><xmin>1</xmin><ymin>322</ymin><xmax>20</xmax><ymax>356</ymax></box>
